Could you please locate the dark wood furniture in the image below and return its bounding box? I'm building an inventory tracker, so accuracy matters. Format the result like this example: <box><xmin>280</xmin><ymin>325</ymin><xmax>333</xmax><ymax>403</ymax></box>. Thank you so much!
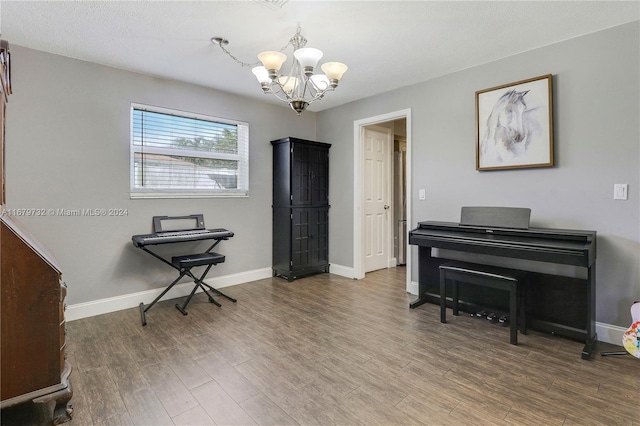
<box><xmin>409</xmin><ymin>220</ymin><xmax>597</xmax><ymax>359</ymax></box>
<box><xmin>271</xmin><ymin>137</ymin><xmax>330</xmax><ymax>281</ymax></box>
<box><xmin>439</xmin><ymin>261</ymin><xmax>527</xmax><ymax>345</ymax></box>
<box><xmin>1</xmin><ymin>215</ymin><xmax>73</xmax><ymax>423</ymax></box>
<box><xmin>0</xmin><ymin>40</ymin><xmax>73</xmax><ymax>424</ymax></box>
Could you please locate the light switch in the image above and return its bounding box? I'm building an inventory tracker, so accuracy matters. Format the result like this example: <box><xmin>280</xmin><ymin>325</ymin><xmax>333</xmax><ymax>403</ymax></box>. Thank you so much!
<box><xmin>614</xmin><ymin>184</ymin><xmax>628</xmax><ymax>200</ymax></box>
<box><xmin>418</xmin><ymin>189</ymin><xmax>426</xmax><ymax>200</ymax></box>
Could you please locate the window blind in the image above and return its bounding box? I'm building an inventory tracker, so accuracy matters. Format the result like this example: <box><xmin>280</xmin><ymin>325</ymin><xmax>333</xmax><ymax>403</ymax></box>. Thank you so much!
<box><xmin>130</xmin><ymin>104</ymin><xmax>249</xmax><ymax>198</ymax></box>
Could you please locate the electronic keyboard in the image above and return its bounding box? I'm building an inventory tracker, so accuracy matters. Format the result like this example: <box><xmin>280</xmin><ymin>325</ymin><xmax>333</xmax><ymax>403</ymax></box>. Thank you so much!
<box><xmin>132</xmin><ymin>228</ymin><xmax>234</xmax><ymax>247</ymax></box>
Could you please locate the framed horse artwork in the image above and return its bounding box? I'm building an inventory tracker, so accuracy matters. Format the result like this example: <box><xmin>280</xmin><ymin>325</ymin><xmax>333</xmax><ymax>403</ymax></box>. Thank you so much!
<box><xmin>476</xmin><ymin>74</ymin><xmax>554</xmax><ymax>171</ymax></box>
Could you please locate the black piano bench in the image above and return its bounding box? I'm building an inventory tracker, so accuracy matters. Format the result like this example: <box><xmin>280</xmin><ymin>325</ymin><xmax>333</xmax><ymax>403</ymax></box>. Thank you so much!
<box><xmin>171</xmin><ymin>253</ymin><xmax>232</xmax><ymax>315</ymax></box>
<box><xmin>439</xmin><ymin>261</ymin><xmax>527</xmax><ymax>345</ymax></box>
<box><xmin>172</xmin><ymin>253</ymin><xmax>225</xmax><ymax>269</ymax></box>
<box><xmin>139</xmin><ymin>252</ymin><xmax>237</xmax><ymax>326</ymax></box>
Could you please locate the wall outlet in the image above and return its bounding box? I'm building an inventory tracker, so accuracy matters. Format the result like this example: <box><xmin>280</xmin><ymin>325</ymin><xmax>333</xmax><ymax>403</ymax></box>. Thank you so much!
<box><xmin>614</xmin><ymin>184</ymin><xmax>628</xmax><ymax>200</ymax></box>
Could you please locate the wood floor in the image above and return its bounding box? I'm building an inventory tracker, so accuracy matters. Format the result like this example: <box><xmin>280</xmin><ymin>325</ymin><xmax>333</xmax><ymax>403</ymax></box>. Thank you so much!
<box><xmin>5</xmin><ymin>267</ymin><xmax>639</xmax><ymax>425</ymax></box>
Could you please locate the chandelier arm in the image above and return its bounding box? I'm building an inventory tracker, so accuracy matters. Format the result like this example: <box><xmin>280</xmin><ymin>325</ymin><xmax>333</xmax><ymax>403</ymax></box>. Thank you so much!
<box><xmin>307</xmin><ymin>77</ymin><xmax>330</xmax><ymax>94</ymax></box>
<box><xmin>297</xmin><ymin>88</ymin><xmax>325</xmax><ymax>105</ymax></box>
<box><xmin>302</xmin><ymin>76</ymin><xmax>332</xmax><ymax>102</ymax></box>
<box><xmin>304</xmin><ymin>78</ymin><xmax>323</xmax><ymax>97</ymax></box>
<box><xmin>265</xmin><ymin>83</ymin><xmax>294</xmax><ymax>103</ymax></box>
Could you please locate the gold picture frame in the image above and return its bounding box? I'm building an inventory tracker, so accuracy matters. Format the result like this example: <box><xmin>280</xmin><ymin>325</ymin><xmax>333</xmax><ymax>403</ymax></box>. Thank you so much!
<box><xmin>476</xmin><ymin>74</ymin><xmax>554</xmax><ymax>171</ymax></box>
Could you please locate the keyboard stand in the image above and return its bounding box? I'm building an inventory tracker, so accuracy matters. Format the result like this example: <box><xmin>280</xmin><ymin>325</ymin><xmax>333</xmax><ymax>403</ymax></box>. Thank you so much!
<box><xmin>138</xmin><ymin>238</ymin><xmax>237</xmax><ymax>326</ymax></box>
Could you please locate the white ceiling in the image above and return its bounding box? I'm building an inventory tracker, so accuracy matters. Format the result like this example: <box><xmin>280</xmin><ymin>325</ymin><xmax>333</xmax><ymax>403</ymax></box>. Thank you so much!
<box><xmin>1</xmin><ymin>1</ymin><xmax>638</xmax><ymax>112</ymax></box>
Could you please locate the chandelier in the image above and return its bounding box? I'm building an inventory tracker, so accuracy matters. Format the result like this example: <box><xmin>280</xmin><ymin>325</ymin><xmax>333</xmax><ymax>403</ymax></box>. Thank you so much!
<box><xmin>212</xmin><ymin>26</ymin><xmax>348</xmax><ymax>115</ymax></box>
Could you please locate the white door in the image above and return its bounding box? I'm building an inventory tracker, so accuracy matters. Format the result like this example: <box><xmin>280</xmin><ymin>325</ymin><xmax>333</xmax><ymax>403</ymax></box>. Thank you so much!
<box><xmin>363</xmin><ymin>126</ymin><xmax>392</xmax><ymax>272</ymax></box>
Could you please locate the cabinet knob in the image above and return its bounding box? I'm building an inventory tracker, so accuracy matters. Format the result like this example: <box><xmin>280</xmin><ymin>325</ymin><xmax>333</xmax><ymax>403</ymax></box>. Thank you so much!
<box><xmin>384</xmin><ymin>205</ymin><xmax>390</xmax><ymax>210</ymax></box>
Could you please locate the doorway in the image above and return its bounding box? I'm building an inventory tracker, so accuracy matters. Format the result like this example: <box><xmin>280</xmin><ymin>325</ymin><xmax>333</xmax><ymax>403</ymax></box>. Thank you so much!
<box><xmin>353</xmin><ymin>109</ymin><xmax>412</xmax><ymax>292</ymax></box>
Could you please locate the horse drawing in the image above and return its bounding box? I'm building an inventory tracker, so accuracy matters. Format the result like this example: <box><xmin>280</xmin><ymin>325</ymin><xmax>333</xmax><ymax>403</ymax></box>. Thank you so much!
<box><xmin>480</xmin><ymin>89</ymin><xmax>543</xmax><ymax>164</ymax></box>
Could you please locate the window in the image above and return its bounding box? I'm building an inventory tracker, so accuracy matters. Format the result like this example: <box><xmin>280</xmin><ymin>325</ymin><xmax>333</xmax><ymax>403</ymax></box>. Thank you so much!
<box><xmin>130</xmin><ymin>104</ymin><xmax>249</xmax><ymax>198</ymax></box>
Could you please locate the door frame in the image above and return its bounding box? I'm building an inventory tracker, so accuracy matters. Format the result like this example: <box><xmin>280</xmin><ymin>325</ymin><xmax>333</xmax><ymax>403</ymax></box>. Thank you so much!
<box><xmin>353</xmin><ymin>109</ymin><xmax>412</xmax><ymax>293</ymax></box>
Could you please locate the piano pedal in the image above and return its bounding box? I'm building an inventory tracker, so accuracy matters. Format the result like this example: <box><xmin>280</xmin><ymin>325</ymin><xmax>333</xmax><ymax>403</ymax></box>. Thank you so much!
<box><xmin>476</xmin><ymin>310</ymin><xmax>488</xmax><ymax>318</ymax></box>
<box><xmin>486</xmin><ymin>312</ymin><xmax>498</xmax><ymax>323</ymax></box>
<box><xmin>498</xmin><ymin>315</ymin><xmax>509</xmax><ymax>326</ymax></box>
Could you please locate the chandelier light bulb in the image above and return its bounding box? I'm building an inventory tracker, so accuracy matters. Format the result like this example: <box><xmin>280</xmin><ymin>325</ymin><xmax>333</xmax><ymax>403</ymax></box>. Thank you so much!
<box><xmin>258</xmin><ymin>51</ymin><xmax>287</xmax><ymax>77</ymax></box>
<box><xmin>321</xmin><ymin>62</ymin><xmax>348</xmax><ymax>83</ymax></box>
<box><xmin>294</xmin><ymin>48</ymin><xmax>323</xmax><ymax>75</ymax></box>
<box><xmin>278</xmin><ymin>76</ymin><xmax>299</xmax><ymax>95</ymax></box>
<box><xmin>251</xmin><ymin>66</ymin><xmax>270</xmax><ymax>83</ymax></box>
<box><xmin>252</xmin><ymin>66</ymin><xmax>271</xmax><ymax>92</ymax></box>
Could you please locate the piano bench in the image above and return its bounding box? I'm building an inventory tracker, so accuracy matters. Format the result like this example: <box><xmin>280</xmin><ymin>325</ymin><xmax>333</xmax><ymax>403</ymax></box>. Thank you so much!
<box><xmin>439</xmin><ymin>261</ymin><xmax>527</xmax><ymax>345</ymax></box>
<box><xmin>172</xmin><ymin>253</ymin><xmax>225</xmax><ymax>269</ymax></box>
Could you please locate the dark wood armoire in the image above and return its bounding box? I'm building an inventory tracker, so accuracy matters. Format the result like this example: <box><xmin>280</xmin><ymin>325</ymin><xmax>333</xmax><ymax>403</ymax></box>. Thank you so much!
<box><xmin>0</xmin><ymin>40</ymin><xmax>73</xmax><ymax>424</ymax></box>
<box><xmin>271</xmin><ymin>137</ymin><xmax>330</xmax><ymax>281</ymax></box>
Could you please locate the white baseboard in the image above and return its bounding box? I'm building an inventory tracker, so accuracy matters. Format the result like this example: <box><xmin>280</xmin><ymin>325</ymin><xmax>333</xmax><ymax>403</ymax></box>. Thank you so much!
<box><xmin>68</xmin><ymin>265</ymin><xmax>356</xmax><ymax>321</ymax></box>
<box><xmin>329</xmin><ymin>263</ymin><xmax>355</xmax><ymax>279</ymax></box>
<box><xmin>409</xmin><ymin>279</ymin><xmax>419</xmax><ymax>295</ymax></box>
<box><xmin>65</xmin><ymin>267</ymin><xmax>273</xmax><ymax>321</ymax></box>
<box><xmin>595</xmin><ymin>322</ymin><xmax>626</xmax><ymax>346</ymax></box>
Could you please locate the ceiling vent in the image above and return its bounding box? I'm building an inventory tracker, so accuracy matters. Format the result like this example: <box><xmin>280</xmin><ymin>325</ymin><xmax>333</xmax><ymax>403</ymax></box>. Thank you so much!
<box><xmin>254</xmin><ymin>0</ymin><xmax>289</xmax><ymax>10</ymax></box>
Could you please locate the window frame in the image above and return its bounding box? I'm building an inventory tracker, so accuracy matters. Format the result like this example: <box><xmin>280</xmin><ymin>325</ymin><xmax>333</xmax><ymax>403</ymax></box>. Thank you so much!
<box><xmin>129</xmin><ymin>103</ymin><xmax>249</xmax><ymax>199</ymax></box>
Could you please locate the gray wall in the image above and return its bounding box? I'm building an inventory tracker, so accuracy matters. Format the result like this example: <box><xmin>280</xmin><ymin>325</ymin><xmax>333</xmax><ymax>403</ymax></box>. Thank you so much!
<box><xmin>6</xmin><ymin>23</ymin><xmax>639</xmax><ymax>328</ymax></box>
<box><xmin>317</xmin><ymin>22</ymin><xmax>639</xmax><ymax>327</ymax></box>
<box><xmin>5</xmin><ymin>46</ymin><xmax>316</xmax><ymax>305</ymax></box>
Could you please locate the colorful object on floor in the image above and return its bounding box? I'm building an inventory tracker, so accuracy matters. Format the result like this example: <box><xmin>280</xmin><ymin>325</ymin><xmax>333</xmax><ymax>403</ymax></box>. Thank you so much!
<box><xmin>622</xmin><ymin>302</ymin><xmax>640</xmax><ymax>359</ymax></box>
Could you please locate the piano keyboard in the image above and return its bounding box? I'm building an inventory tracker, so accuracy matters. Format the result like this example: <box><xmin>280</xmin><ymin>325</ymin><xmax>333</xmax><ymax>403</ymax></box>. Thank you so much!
<box><xmin>132</xmin><ymin>228</ymin><xmax>234</xmax><ymax>247</ymax></box>
<box><xmin>156</xmin><ymin>229</ymin><xmax>210</xmax><ymax>237</ymax></box>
